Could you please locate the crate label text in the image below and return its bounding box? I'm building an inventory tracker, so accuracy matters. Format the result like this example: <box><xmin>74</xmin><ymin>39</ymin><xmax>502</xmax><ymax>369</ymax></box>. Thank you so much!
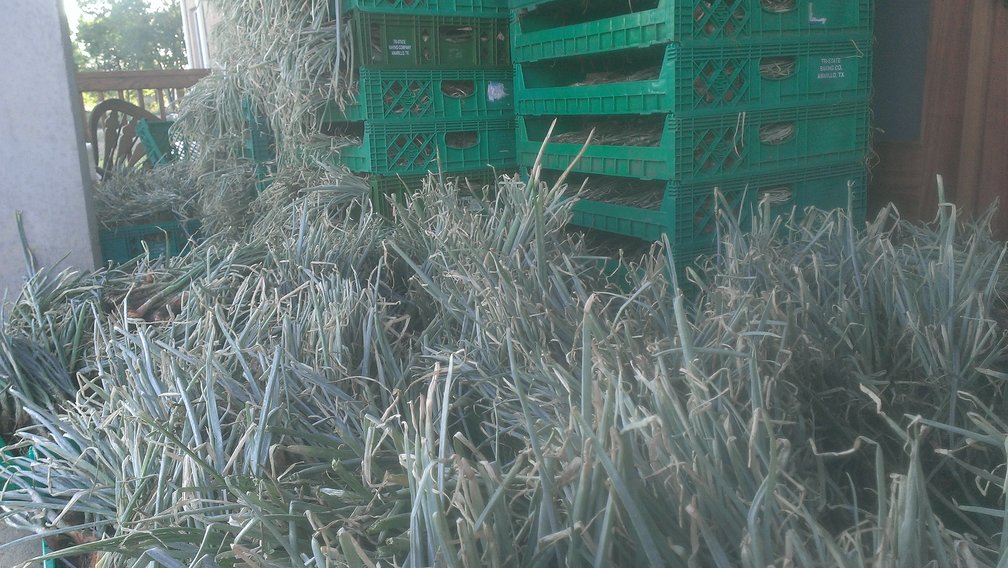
<box><xmin>817</xmin><ymin>57</ymin><xmax>846</xmax><ymax>80</ymax></box>
<box><xmin>390</xmin><ymin>39</ymin><xmax>412</xmax><ymax>57</ymax></box>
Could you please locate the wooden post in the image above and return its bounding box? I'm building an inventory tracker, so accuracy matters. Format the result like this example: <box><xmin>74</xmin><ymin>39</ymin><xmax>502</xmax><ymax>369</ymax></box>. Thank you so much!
<box><xmin>156</xmin><ymin>88</ymin><xmax>167</xmax><ymax>118</ymax></box>
<box><xmin>955</xmin><ymin>0</ymin><xmax>997</xmax><ymax>211</ymax></box>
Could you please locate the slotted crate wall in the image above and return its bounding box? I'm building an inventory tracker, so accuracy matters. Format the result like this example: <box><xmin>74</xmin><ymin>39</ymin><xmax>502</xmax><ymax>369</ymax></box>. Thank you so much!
<box><xmin>336</xmin><ymin>0</ymin><xmax>508</xmax><ymax>17</ymax></box>
<box><xmin>517</xmin><ymin>103</ymin><xmax>869</xmax><ymax>181</ymax></box>
<box><xmin>368</xmin><ymin>168</ymin><xmax>498</xmax><ymax>216</ymax></box>
<box><xmin>324</xmin><ymin>68</ymin><xmax>513</xmax><ymax>123</ymax></box>
<box><xmin>98</xmin><ymin>220</ymin><xmax>201</xmax><ymax>264</ymax></box>
<box><xmin>568</xmin><ymin>163</ymin><xmax>866</xmax><ymax>243</ymax></box>
<box><xmin>511</xmin><ymin>0</ymin><xmax>873</xmax><ymax>61</ymax></box>
<box><xmin>351</xmin><ymin>13</ymin><xmax>510</xmax><ymax>69</ymax></box>
<box><xmin>516</xmin><ymin>39</ymin><xmax>871</xmax><ymax>117</ymax></box>
<box><xmin>320</xmin><ymin>118</ymin><xmax>516</xmax><ymax>175</ymax></box>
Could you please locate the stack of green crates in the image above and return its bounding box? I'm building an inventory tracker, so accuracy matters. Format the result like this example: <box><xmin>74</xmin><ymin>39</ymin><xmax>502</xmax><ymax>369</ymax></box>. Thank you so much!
<box><xmin>317</xmin><ymin>0</ymin><xmax>516</xmax><ymax>214</ymax></box>
<box><xmin>509</xmin><ymin>0</ymin><xmax>873</xmax><ymax>254</ymax></box>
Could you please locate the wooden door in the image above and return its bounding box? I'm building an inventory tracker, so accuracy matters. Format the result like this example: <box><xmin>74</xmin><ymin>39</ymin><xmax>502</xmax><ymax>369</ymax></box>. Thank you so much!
<box><xmin>871</xmin><ymin>0</ymin><xmax>1008</xmax><ymax>232</ymax></box>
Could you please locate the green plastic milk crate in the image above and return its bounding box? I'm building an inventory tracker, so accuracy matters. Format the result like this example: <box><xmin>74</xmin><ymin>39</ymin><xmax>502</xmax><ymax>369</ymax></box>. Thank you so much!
<box><xmin>334</xmin><ymin>0</ymin><xmax>508</xmax><ymax>17</ymax></box>
<box><xmin>511</xmin><ymin>0</ymin><xmax>874</xmax><ymax>62</ymax></box>
<box><xmin>350</xmin><ymin>12</ymin><xmax>510</xmax><ymax>69</ymax></box>
<box><xmin>242</xmin><ymin>98</ymin><xmax>277</xmax><ymax>193</ymax></box>
<box><xmin>515</xmin><ymin>39</ymin><xmax>871</xmax><ymax>117</ymax></box>
<box><xmin>369</xmin><ymin>169</ymin><xmax>498</xmax><ymax>216</ymax></box>
<box><xmin>323</xmin><ymin>68</ymin><xmax>514</xmax><ymax>123</ymax></box>
<box><xmin>136</xmin><ymin>119</ymin><xmax>176</xmax><ymax>165</ymax></box>
<box><xmin>516</xmin><ymin>102</ymin><xmax>870</xmax><ymax>181</ymax></box>
<box><xmin>568</xmin><ymin>163</ymin><xmax>867</xmax><ymax>243</ymax></box>
<box><xmin>242</xmin><ymin>99</ymin><xmax>275</xmax><ymax>165</ymax></box>
<box><xmin>323</xmin><ymin>118</ymin><xmax>516</xmax><ymax>175</ymax></box>
<box><xmin>99</xmin><ymin>220</ymin><xmax>200</xmax><ymax>265</ymax></box>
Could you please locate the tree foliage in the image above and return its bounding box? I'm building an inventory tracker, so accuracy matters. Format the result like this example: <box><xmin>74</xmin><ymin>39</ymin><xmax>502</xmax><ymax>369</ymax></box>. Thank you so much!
<box><xmin>74</xmin><ymin>0</ymin><xmax>186</xmax><ymax>71</ymax></box>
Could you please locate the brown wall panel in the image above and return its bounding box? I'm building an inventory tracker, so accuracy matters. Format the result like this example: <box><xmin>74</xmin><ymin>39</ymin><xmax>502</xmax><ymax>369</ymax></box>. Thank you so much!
<box><xmin>870</xmin><ymin>1</ymin><xmax>1008</xmax><ymax>226</ymax></box>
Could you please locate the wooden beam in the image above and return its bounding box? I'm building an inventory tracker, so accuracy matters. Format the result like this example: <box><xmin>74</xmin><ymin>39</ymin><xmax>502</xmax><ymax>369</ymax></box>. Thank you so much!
<box><xmin>75</xmin><ymin>69</ymin><xmax>209</xmax><ymax>92</ymax></box>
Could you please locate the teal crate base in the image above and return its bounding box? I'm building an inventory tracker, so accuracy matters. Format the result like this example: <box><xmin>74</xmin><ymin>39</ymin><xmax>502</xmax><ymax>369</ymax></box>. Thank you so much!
<box><xmin>516</xmin><ymin>39</ymin><xmax>871</xmax><ymax>118</ymax></box>
<box><xmin>336</xmin><ymin>0</ymin><xmax>508</xmax><ymax>17</ymax></box>
<box><xmin>136</xmin><ymin>119</ymin><xmax>176</xmax><ymax>165</ymax></box>
<box><xmin>512</xmin><ymin>0</ymin><xmax>874</xmax><ymax>62</ymax></box>
<box><xmin>324</xmin><ymin>68</ymin><xmax>514</xmax><ymax>123</ymax></box>
<box><xmin>368</xmin><ymin>169</ymin><xmax>498</xmax><ymax>216</ymax></box>
<box><xmin>242</xmin><ymin>97</ymin><xmax>277</xmax><ymax>193</ymax></box>
<box><xmin>2</xmin><ymin>440</ymin><xmax>56</xmax><ymax>568</ymax></box>
<box><xmin>517</xmin><ymin>102</ymin><xmax>869</xmax><ymax>181</ymax></box>
<box><xmin>99</xmin><ymin>220</ymin><xmax>200</xmax><ymax>264</ymax></box>
<box><xmin>568</xmin><ymin>163</ymin><xmax>867</xmax><ymax>244</ymax></box>
<box><xmin>320</xmin><ymin>118</ymin><xmax>516</xmax><ymax>176</ymax></box>
<box><xmin>350</xmin><ymin>12</ymin><xmax>509</xmax><ymax>69</ymax></box>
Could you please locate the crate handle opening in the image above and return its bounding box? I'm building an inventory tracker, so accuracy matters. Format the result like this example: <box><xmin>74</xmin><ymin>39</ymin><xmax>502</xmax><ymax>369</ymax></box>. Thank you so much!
<box><xmin>441</xmin><ymin>80</ymin><xmax>476</xmax><ymax>99</ymax></box>
<box><xmin>446</xmin><ymin>131</ymin><xmax>480</xmax><ymax>149</ymax></box>
<box><xmin>757</xmin><ymin>186</ymin><xmax>793</xmax><ymax>205</ymax></box>
<box><xmin>369</xmin><ymin>24</ymin><xmax>385</xmax><ymax>61</ymax></box>
<box><xmin>759</xmin><ymin>122</ymin><xmax>795</xmax><ymax>145</ymax></box>
<box><xmin>759</xmin><ymin>57</ymin><xmax>796</xmax><ymax>80</ymax></box>
<box><xmin>440</xmin><ymin>26</ymin><xmax>474</xmax><ymax>45</ymax></box>
<box><xmin>761</xmin><ymin>0</ymin><xmax>796</xmax><ymax>13</ymax></box>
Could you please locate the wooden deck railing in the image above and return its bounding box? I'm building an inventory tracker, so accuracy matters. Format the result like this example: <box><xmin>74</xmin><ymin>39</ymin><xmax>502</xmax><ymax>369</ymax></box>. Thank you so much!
<box><xmin>77</xmin><ymin>69</ymin><xmax>210</xmax><ymax>138</ymax></box>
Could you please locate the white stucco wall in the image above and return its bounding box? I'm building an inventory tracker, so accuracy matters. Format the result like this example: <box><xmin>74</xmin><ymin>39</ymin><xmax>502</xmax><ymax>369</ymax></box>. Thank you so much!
<box><xmin>0</xmin><ymin>0</ymin><xmax>98</xmax><ymax>306</ymax></box>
